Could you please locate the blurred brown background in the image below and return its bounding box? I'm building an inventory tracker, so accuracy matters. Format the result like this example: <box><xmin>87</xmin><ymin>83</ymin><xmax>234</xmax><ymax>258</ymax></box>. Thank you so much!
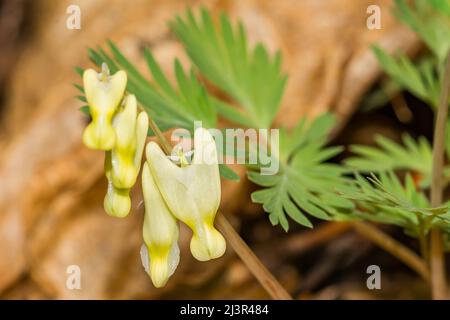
<box><xmin>0</xmin><ymin>0</ymin><xmax>425</xmax><ymax>299</ymax></box>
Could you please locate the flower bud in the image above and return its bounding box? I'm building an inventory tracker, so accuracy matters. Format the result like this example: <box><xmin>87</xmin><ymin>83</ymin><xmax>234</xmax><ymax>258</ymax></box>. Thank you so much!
<box><xmin>145</xmin><ymin>128</ymin><xmax>226</xmax><ymax>261</ymax></box>
<box><xmin>82</xmin><ymin>63</ymin><xmax>127</xmax><ymax>150</ymax></box>
<box><xmin>141</xmin><ymin>163</ymin><xmax>180</xmax><ymax>288</ymax></box>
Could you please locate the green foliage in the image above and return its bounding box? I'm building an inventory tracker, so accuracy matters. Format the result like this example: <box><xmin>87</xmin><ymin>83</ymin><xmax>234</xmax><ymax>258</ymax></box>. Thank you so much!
<box><xmin>352</xmin><ymin>0</ymin><xmax>450</xmax><ymax>246</ymax></box>
<box><xmin>372</xmin><ymin>47</ymin><xmax>440</xmax><ymax>107</ymax></box>
<box><xmin>219</xmin><ymin>163</ymin><xmax>240</xmax><ymax>181</ymax></box>
<box><xmin>249</xmin><ymin>114</ymin><xmax>354</xmax><ymax>231</ymax></box>
<box><xmin>74</xmin><ymin>7</ymin><xmax>450</xmax><ymax>240</ymax></box>
<box><xmin>170</xmin><ymin>8</ymin><xmax>287</xmax><ymax>128</ymax></box>
<box><xmin>371</xmin><ymin>1</ymin><xmax>450</xmax><ymax>109</ymax></box>
<box><xmin>79</xmin><ymin>105</ymin><xmax>90</xmax><ymax>116</ymax></box>
<box><xmin>169</xmin><ymin>9</ymin><xmax>357</xmax><ymax>230</ymax></box>
<box><xmin>343</xmin><ymin>172</ymin><xmax>450</xmax><ymax>238</ymax></box>
<box><xmin>346</xmin><ymin>134</ymin><xmax>433</xmax><ymax>188</ymax></box>
<box><xmin>431</xmin><ymin>0</ymin><xmax>450</xmax><ymax>15</ymax></box>
<box><xmin>394</xmin><ymin>0</ymin><xmax>450</xmax><ymax>63</ymax></box>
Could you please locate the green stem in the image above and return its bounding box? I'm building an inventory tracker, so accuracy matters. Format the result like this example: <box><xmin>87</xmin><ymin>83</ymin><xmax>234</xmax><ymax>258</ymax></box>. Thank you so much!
<box><xmin>429</xmin><ymin>52</ymin><xmax>450</xmax><ymax>300</ymax></box>
<box><xmin>417</xmin><ymin>216</ymin><xmax>429</xmax><ymax>262</ymax></box>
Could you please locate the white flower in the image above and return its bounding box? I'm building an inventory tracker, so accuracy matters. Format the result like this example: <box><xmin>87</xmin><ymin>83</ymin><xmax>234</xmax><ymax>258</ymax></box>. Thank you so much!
<box><xmin>104</xmin><ymin>95</ymin><xmax>148</xmax><ymax>218</ymax></box>
<box><xmin>141</xmin><ymin>163</ymin><xmax>180</xmax><ymax>287</ymax></box>
<box><xmin>145</xmin><ymin>128</ymin><xmax>226</xmax><ymax>261</ymax></box>
<box><xmin>82</xmin><ymin>63</ymin><xmax>127</xmax><ymax>150</ymax></box>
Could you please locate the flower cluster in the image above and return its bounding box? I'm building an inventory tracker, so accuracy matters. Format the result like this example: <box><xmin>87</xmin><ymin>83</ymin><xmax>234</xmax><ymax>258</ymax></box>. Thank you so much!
<box><xmin>82</xmin><ymin>65</ymin><xmax>226</xmax><ymax>287</ymax></box>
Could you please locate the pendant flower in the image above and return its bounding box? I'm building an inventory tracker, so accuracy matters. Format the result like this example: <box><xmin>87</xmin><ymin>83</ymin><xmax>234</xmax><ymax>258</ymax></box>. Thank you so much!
<box><xmin>80</xmin><ymin>65</ymin><xmax>227</xmax><ymax>288</ymax></box>
<box><xmin>145</xmin><ymin>127</ymin><xmax>226</xmax><ymax>261</ymax></box>
<box><xmin>141</xmin><ymin>163</ymin><xmax>180</xmax><ymax>288</ymax></box>
<box><xmin>104</xmin><ymin>95</ymin><xmax>148</xmax><ymax>218</ymax></box>
<box><xmin>82</xmin><ymin>63</ymin><xmax>127</xmax><ymax>150</ymax></box>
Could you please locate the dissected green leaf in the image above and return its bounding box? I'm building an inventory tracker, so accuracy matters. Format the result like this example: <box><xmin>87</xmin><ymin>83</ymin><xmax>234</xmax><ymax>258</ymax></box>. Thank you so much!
<box><xmin>171</xmin><ymin>8</ymin><xmax>287</xmax><ymax>128</ymax></box>
<box><xmin>394</xmin><ymin>0</ymin><xmax>450</xmax><ymax>63</ymax></box>
<box><xmin>346</xmin><ymin>134</ymin><xmax>434</xmax><ymax>188</ymax></box>
<box><xmin>342</xmin><ymin>172</ymin><xmax>450</xmax><ymax>238</ymax></box>
<box><xmin>249</xmin><ymin>113</ymin><xmax>353</xmax><ymax>231</ymax></box>
<box><xmin>372</xmin><ymin>46</ymin><xmax>440</xmax><ymax>107</ymax></box>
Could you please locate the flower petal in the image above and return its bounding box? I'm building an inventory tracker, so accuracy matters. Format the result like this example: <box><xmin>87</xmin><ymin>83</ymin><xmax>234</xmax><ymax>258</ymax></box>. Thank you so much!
<box><xmin>141</xmin><ymin>163</ymin><xmax>180</xmax><ymax>287</ymax></box>
<box><xmin>145</xmin><ymin>128</ymin><xmax>225</xmax><ymax>261</ymax></box>
<box><xmin>82</xmin><ymin>66</ymin><xmax>127</xmax><ymax>150</ymax></box>
<box><xmin>103</xmin><ymin>181</ymin><xmax>131</xmax><ymax>218</ymax></box>
<box><xmin>103</xmin><ymin>96</ymin><xmax>148</xmax><ymax>217</ymax></box>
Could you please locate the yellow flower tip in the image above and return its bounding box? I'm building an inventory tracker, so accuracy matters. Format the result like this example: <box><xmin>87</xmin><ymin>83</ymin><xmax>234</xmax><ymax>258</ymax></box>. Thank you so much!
<box><xmin>141</xmin><ymin>163</ymin><xmax>180</xmax><ymax>287</ymax></box>
<box><xmin>150</xmin><ymin>262</ymin><xmax>169</xmax><ymax>288</ymax></box>
<box><xmin>140</xmin><ymin>243</ymin><xmax>180</xmax><ymax>288</ymax></box>
<box><xmin>82</xmin><ymin>121</ymin><xmax>116</xmax><ymax>150</ymax></box>
<box><xmin>140</xmin><ymin>245</ymin><xmax>168</xmax><ymax>288</ymax></box>
<box><xmin>190</xmin><ymin>224</ymin><xmax>226</xmax><ymax>261</ymax></box>
<box><xmin>103</xmin><ymin>183</ymin><xmax>131</xmax><ymax>218</ymax></box>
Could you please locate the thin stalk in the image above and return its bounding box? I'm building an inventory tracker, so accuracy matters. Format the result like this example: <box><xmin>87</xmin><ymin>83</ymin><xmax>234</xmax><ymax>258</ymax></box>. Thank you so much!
<box><xmin>146</xmin><ymin>116</ymin><xmax>293</xmax><ymax>300</ymax></box>
<box><xmin>352</xmin><ymin>221</ymin><xmax>429</xmax><ymax>281</ymax></box>
<box><xmin>429</xmin><ymin>52</ymin><xmax>450</xmax><ymax>299</ymax></box>
<box><xmin>148</xmin><ymin>118</ymin><xmax>172</xmax><ymax>154</ymax></box>
<box><xmin>216</xmin><ymin>214</ymin><xmax>292</xmax><ymax>300</ymax></box>
<box><xmin>417</xmin><ymin>216</ymin><xmax>429</xmax><ymax>262</ymax></box>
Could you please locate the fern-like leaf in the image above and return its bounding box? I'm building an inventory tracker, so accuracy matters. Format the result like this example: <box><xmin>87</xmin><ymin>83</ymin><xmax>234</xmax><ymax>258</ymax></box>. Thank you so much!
<box><xmin>346</xmin><ymin>134</ymin><xmax>433</xmax><ymax>188</ymax></box>
<box><xmin>343</xmin><ymin>172</ymin><xmax>450</xmax><ymax>238</ymax></box>
<box><xmin>170</xmin><ymin>8</ymin><xmax>287</xmax><ymax>128</ymax></box>
<box><xmin>249</xmin><ymin>113</ymin><xmax>354</xmax><ymax>231</ymax></box>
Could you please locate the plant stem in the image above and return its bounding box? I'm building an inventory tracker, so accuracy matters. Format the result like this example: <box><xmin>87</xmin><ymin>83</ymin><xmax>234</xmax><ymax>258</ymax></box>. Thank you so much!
<box><xmin>216</xmin><ymin>214</ymin><xmax>292</xmax><ymax>300</ymax></box>
<box><xmin>146</xmin><ymin>116</ymin><xmax>293</xmax><ymax>300</ymax></box>
<box><xmin>417</xmin><ymin>216</ymin><xmax>429</xmax><ymax>262</ymax></box>
<box><xmin>352</xmin><ymin>221</ymin><xmax>429</xmax><ymax>281</ymax></box>
<box><xmin>429</xmin><ymin>52</ymin><xmax>450</xmax><ymax>299</ymax></box>
<box><xmin>148</xmin><ymin>118</ymin><xmax>172</xmax><ymax>155</ymax></box>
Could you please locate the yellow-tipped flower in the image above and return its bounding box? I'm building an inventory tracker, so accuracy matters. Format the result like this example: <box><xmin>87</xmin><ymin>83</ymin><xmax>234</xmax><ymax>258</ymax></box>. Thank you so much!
<box><xmin>108</xmin><ymin>95</ymin><xmax>142</xmax><ymax>189</ymax></box>
<box><xmin>104</xmin><ymin>98</ymin><xmax>149</xmax><ymax>218</ymax></box>
<box><xmin>82</xmin><ymin>63</ymin><xmax>127</xmax><ymax>150</ymax></box>
<box><xmin>146</xmin><ymin>128</ymin><xmax>226</xmax><ymax>261</ymax></box>
<box><xmin>141</xmin><ymin>163</ymin><xmax>180</xmax><ymax>288</ymax></box>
